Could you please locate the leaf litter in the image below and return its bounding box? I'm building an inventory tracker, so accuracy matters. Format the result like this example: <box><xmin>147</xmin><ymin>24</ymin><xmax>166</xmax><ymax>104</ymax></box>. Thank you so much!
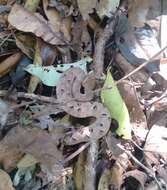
<box><xmin>0</xmin><ymin>0</ymin><xmax>167</xmax><ymax>189</ymax></box>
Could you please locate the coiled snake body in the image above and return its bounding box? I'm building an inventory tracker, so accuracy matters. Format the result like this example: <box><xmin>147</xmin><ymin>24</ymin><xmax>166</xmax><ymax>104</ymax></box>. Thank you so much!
<box><xmin>56</xmin><ymin>67</ymin><xmax>111</xmax><ymax>145</ymax></box>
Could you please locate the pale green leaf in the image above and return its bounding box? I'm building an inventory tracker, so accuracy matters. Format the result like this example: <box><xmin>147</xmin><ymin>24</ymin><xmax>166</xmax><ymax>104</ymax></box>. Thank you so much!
<box><xmin>101</xmin><ymin>70</ymin><xmax>131</xmax><ymax>139</ymax></box>
<box><xmin>96</xmin><ymin>0</ymin><xmax>120</xmax><ymax>18</ymax></box>
<box><xmin>25</xmin><ymin>57</ymin><xmax>92</xmax><ymax>86</ymax></box>
<box><xmin>17</xmin><ymin>154</ymin><xmax>37</xmax><ymax>168</ymax></box>
<box><xmin>13</xmin><ymin>154</ymin><xmax>37</xmax><ymax>186</ymax></box>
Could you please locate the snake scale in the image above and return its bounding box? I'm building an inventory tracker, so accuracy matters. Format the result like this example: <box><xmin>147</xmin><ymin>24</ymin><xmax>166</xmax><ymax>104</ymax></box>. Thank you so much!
<box><xmin>56</xmin><ymin>67</ymin><xmax>111</xmax><ymax>145</ymax></box>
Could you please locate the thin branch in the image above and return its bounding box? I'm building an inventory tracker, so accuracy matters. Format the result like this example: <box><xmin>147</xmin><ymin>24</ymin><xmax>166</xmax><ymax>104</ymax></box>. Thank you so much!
<box><xmin>115</xmin><ymin>44</ymin><xmax>167</xmax><ymax>85</ymax></box>
<box><xmin>64</xmin><ymin>142</ymin><xmax>90</xmax><ymax>163</ymax></box>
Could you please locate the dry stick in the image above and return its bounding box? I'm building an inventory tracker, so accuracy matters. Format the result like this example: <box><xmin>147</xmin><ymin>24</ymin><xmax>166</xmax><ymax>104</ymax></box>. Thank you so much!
<box><xmin>96</xmin><ymin>45</ymin><xmax>167</xmax><ymax>92</ymax></box>
<box><xmin>64</xmin><ymin>142</ymin><xmax>90</xmax><ymax>163</ymax></box>
<box><xmin>115</xmin><ymin>44</ymin><xmax>167</xmax><ymax>85</ymax></box>
<box><xmin>93</xmin><ymin>18</ymin><xmax>116</xmax><ymax>78</ymax></box>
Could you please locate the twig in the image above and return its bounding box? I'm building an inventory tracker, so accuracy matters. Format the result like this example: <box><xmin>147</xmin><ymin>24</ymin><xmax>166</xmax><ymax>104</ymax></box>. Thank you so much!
<box><xmin>115</xmin><ymin>44</ymin><xmax>167</xmax><ymax>85</ymax></box>
<box><xmin>64</xmin><ymin>142</ymin><xmax>90</xmax><ymax>163</ymax></box>
<box><xmin>93</xmin><ymin>17</ymin><xmax>116</xmax><ymax>78</ymax></box>
<box><xmin>0</xmin><ymin>33</ymin><xmax>12</xmax><ymax>47</ymax></box>
<box><xmin>147</xmin><ymin>90</ymin><xmax>167</xmax><ymax>107</ymax></box>
<box><xmin>0</xmin><ymin>90</ymin><xmax>60</xmax><ymax>104</ymax></box>
<box><xmin>94</xmin><ymin>80</ymin><xmax>143</xmax><ymax>94</ymax></box>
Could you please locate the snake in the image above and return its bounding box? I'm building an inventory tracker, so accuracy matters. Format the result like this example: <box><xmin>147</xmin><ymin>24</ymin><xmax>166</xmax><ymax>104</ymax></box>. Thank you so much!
<box><xmin>56</xmin><ymin>67</ymin><xmax>111</xmax><ymax>145</ymax></box>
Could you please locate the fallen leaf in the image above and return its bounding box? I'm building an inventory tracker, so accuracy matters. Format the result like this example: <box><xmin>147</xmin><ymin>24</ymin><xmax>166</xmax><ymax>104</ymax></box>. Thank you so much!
<box><xmin>124</xmin><ymin>170</ymin><xmax>147</xmax><ymax>190</ymax></box>
<box><xmin>17</xmin><ymin>154</ymin><xmax>37</xmax><ymax>168</ymax></box>
<box><xmin>0</xmin><ymin>169</ymin><xmax>15</xmax><ymax>190</ymax></box>
<box><xmin>0</xmin><ymin>126</ymin><xmax>63</xmax><ymax>177</ymax></box>
<box><xmin>39</xmin><ymin>39</ymin><xmax>58</xmax><ymax>66</ymax></box>
<box><xmin>13</xmin><ymin>154</ymin><xmax>37</xmax><ymax>186</ymax></box>
<box><xmin>25</xmin><ymin>57</ymin><xmax>92</xmax><ymax>86</ymax></box>
<box><xmin>101</xmin><ymin>70</ymin><xmax>131</xmax><ymax>139</ymax></box>
<box><xmin>98</xmin><ymin>153</ymin><xmax>128</xmax><ymax>190</ymax></box>
<box><xmin>144</xmin><ymin>125</ymin><xmax>167</xmax><ymax>154</ymax></box>
<box><xmin>118</xmin><ymin>83</ymin><xmax>147</xmax><ymax>129</ymax></box>
<box><xmin>0</xmin><ymin>53</ymin><xmax>22</xmax><ymax>77</ymax></box>
<box><xmin>71</xmin><ymin>20</ymin><xmax>92</xmax><ymax>58</ymax></box>
<box><xmin>73</xmin><ymin>151</ymin><xmax>86</xmax><ymax>190</ymax></box>
<box><xmin>8</xmin><ymin>4</ymin><xmax>68</xmax><ymax>46</ymax></box>
<box><xmin>77</xmin><ymin>0</ymin><xmax>97</xmax><ymax>20</ymax></box>
<box><xmin>28</xmin><ymin>39</ymin><xmax>42</xmax><ymax>93</ymax></box>
<box><xmin>96</xmin><ymin>0</ymin><xmax>120</xmax><ymax>18</ymax></box>
<box><xmin>43</xmin><ymin>0</ymin><xmax>72</xmax><ymax>42</ymax></box>
<box><xmin>24</xmin><ymin>0</ymin><xmax>40</xmax><ymax>12</ymax></box>
<box><xmin>128</xmin><ymin>0</ymin><xmax>161</xmax><ymax>27</ymax></box>
<box><xmin>15</xmin><ymin>33</ymin><xmax>36</xmax><ymax>59</ymax></box>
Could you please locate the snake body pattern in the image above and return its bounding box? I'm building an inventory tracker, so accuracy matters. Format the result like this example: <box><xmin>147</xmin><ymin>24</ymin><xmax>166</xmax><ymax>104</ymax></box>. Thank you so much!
<box><xmin>56</xmin><ymin>67</ymin><xmax>111</xmax><ymax>145</ymax></box>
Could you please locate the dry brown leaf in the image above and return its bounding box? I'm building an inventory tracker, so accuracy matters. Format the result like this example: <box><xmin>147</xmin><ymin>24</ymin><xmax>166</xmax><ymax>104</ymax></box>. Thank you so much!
<box><xmin>0</xmin><ymin>126</ymin><xmax>63</xmax><ymax>176</ymax></box>
<box><xmin>28</xmin><ymin>38</ymin><xmax>42</xmax><ymax>93</ymax></box>
<box><xmin>0</xmin><ymin>169</ymin><xmax>15</xmax><ymax>190</ymax></box>
<box><xmin>73</xmin><ymin>151</ymin><xmax>86</xmax><ymax>190</ymax></box>
<box><xmin>118</xmin><ymin>83</ymin><xmax>147</xmax><ymax>129</ymax></box>
<box><xmin>0</xmin><ymin>52</ymin><xmax>22</xmax><ymax>77</ymax></box>
<box><xmin>77</xmin><ymin>0</ymin><xmax>97</xmax><ymax>20</ymax></box>
<box><xmin>144</xmin><ymin>125</ymin><xmax>167</xmax><ymax>155</ymax></box>
<box><xmin>15</xmin><ymin>33</ymin><xmax>35</xmax><ymax>59</ymax></box>
<box><xmin>98</xmin><ymin>153</ymin><xmax>129</xmax><ymax>190</ymax></box>
<box><xmin>8</xmin><ymin>4</ymin><xmax>68</xmax><ymax>46</ymax></box>
<box><xmin>43</xmin><ymin>0</ymin><xmax>72</xmax><ymax>42</ymax></box>
<box><xmin>71</xmin><ymin>20</ymin><xmax>92</xmax><ymax>58</ymax></box>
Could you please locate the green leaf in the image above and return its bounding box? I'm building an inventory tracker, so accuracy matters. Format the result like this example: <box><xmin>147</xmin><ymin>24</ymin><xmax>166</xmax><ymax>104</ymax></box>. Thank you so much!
<box><xmin>96</xmin><ymin>0</ymin><xmax>120</xmax><ymax>18</ymax></box>
<box><xmin>25</xmin><ymin>57</ymin><xmax>92</xmax><ymax>86</ymax></box>
<box><xmin>101</xmin><ymin>70</ymin><xmax>131</xmax><ymax>139</ymax></box>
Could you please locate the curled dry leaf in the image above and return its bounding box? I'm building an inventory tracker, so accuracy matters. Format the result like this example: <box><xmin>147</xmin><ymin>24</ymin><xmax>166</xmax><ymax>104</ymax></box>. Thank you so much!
<box><xmin>0</xmin><ymin>126</ymin><xmax>63</xmax><ymax>177</ymax></box>
<box><xmin>0</xmin><ymin>169</ymin><xmax>15</xmax><ymax>190</ymax></box>
<box><xmin>8</xmin><ymin>4</ymin><xmax>68</xmax><ymax>46</ymax></box>
<box><xmin>0</xmin><ymin>52</ymin><xmax>22</xmax><ymax>77</ymax></box>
